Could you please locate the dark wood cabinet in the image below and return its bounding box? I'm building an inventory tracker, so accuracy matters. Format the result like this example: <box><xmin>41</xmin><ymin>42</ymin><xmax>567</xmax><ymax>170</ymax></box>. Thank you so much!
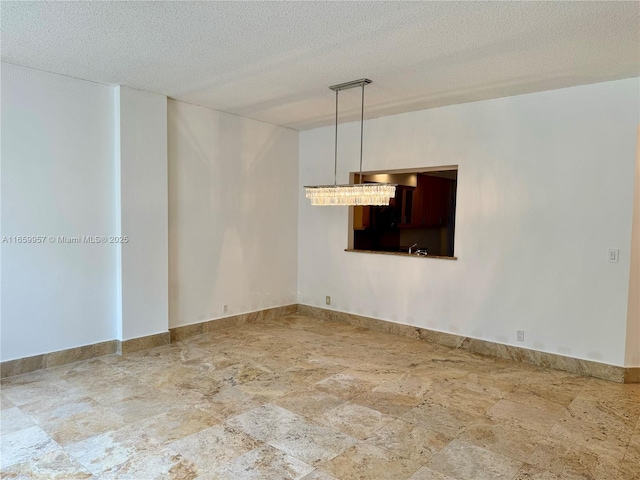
<box><xmin>416</xmin><ymin>174</ymin><xmax>451</xmax><ymax>227</ymax></box>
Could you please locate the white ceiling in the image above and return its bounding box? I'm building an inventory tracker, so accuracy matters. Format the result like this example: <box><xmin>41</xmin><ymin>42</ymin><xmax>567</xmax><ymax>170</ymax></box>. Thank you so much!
<box><xmin>2</xmin><ymin>1</ymin><xmax>638</xmax><ymax>130</ymax></box>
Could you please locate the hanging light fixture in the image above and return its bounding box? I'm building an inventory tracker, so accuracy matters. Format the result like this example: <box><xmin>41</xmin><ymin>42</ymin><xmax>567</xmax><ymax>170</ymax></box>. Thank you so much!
<box><xmin>305</xmin><ymin>79</ymin><xmax>396</xmax><ymax>206</ymax></box>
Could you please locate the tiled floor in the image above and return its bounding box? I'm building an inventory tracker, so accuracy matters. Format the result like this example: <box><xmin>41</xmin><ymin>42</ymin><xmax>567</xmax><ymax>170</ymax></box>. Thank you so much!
<box><xmin>1</xmin><ymin>314</ymin><xmax>639</xmax><ymax>480</ymax></box>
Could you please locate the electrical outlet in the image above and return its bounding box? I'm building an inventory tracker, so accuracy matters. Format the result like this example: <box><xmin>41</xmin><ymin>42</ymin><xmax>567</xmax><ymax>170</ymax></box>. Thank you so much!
<box><xmin>223</xmin><ymin>304</ymin><xmax>228</xmax><ymax>314</ymax></box>
<box><xmin>608</xmin><ymin>249</ymin><xmax>619</xmax><ymax>263</ymax></box>
<box><xmin>325</xmin><ymin>296</ymin><xmax>331</xmax><ymax>305</ymax></box>
<box><xmin>517</xmin><ymin>330</ymin><xmax>525</xmax><ymax>342</ymax></box>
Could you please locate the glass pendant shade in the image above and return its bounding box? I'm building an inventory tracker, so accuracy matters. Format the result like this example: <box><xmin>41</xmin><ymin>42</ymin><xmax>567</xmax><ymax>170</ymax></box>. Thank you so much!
<box><xmin>305</xmin><ymin>183</ymin><xmax>396</xmax><ymax>206</ymax></box>
<box><xmin>305</xmin><ymin>78</ymin><xmax>395</xmax><ymax>207</ymax></box>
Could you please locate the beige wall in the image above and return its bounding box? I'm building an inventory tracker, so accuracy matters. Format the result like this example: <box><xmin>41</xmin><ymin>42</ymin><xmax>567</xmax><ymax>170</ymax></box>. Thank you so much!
<box><xmin>625</xmin><ymin>126</ymin><xmax>640</xmax><ymax>367</ymax></box>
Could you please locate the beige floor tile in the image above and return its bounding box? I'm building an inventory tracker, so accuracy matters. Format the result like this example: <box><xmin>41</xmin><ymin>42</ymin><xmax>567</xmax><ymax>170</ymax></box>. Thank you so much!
<box><xmin>213</xmin><ymin>444</ymin><xmax>314</xmax><ymax>480</ymax></box>
<box><xmin>566</xmin><ymin>396</ymin><xmax>640</xmax><ymax>433</ymax></box>
<box><xmin>167</xmin><ymin>424</ymin><xmax>262</xmax><ymax>473</ymax></box>
<box><xmin>269</xmin><ymin>421</ymin><xmax>358</xmax><ymax>465</ymax></box>
<box><xmin>301</xmin><ymin>469</ymin><xmax>338</xmax><ymax>480</ymax></box>
<box><xmin>352</xmin><ymin>389</ymin><xmax>423</xmax><ymax>417</ymax></box>
<box><xmin>527</xmin><ymin>435</ymin><xmax>626</xmax><ymax>480</ymax></box>
<box><xmin>485</xmin><ymin>399</ymin><xmax>561</xmax><ymax>435</ymax></box>
<box><xmin>407</xmin><ymin>466</ymin><xmax>458</xmax><ymax>480</ymax></box>
<box><xmin>99</xmin><ymin>446</ymin><xmax>199</xmax><ymax>480</ymax></box>
<box><xmin>64</xmin><ymin>422</ymin><xmax>160</xmax><ymax>475</ymax></box>
<box><xmin>319</xmin><ymin>402</ymin><xmax>395</xmax><ymax>440</ymax></box>
<box><xmin>428</xmin><ymin>384</ymin><xmax>501</xmax><ymax>416</ymax></box>
<box><xmin>317</xmin><ymin>442</ymin><xmax>421</xmax><ymax>480</ymax></box>
<box><xmin>366</xmin><ymin>418</ymin><xmax>451</xmax><ymax>465</ymax></box>
<box><xmin>1</xmin><ymin>314</ymin><xmax>638</xmax><ymax>478</ymax></box>
<box><xmin>273</xmin><ymin>387</ymin><xmax>348</xmax><ymax>420</ymax></box>
<box><xmin>0</xmin><ymin>425</ymin><xmax>61</xmax><ymax>468</ymax></box>
<box><xmin>19</xmin><ymin>395</ymin><xmax>101</xmax><ymax>425</ymax></box>
<box><xmin>506</xmin><ymin>373</ymin><xmax>588</xmax><ymax>412</ymax></box>
<box><xmin>0</xmin><ymin>448</ymin><xmax>94</xmax><ymax>480</ymax></box>
<box><xmin>200</xmin><ymin>385</ymin><xmax>268</xmax><ymax>419</ymax></box>
<box><xmin>313</xmin><ymin>373</ymin><xmax>377</xmax><ymax>400</ymax></box>
<box><xmin>225</xmin><ymin>403</ymin><xmax>307</xmax><ymax>442</ymax></box>
<box><xmin>546</xmin><ymin>413</ymin><xmax>631</xmax><ymax>460</ymax></box>
<box><xmin>426</xmin><ymin>439</ymin><xmax>522</xmax><ymax>480</ymax></box>
<box><xmin>512</xmin><ymin>463</ymin><xmax>592</xmax><ymax>480</ymax></box>
<box><xmin>578</xmin><ymin>378</ymin><xmax>640</xmax><ymax>404</ymax></box>
<box><xmin>1</xmin><ymin>376</ymin><xmax>72</xmax><ymax>406</ymax></box>
<box><xmin>1</xmin><ymin>407</ymin><xmax>36</xmax><ymax>436</ymax></box>
<box><xmin>458</xmin><ymin>417</ymin><xmax>544</xmax><ymax>462</ymax></box>
<box><xmin>401</xmin><ymin>400</ymin><xmax>479</xmax><ymax>437</ymax></box>
<box><xmin>38</xmin><ymin>405</ymin><xmax>126</xmax><ymax>446</ymax></box>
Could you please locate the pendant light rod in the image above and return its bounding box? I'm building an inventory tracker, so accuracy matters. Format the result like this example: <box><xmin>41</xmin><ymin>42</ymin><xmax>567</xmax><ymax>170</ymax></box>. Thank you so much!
<box><xmin>334</xmin><ymin>90</ymin><xmax>338</xmax><ymax>186</ymax></box>
<box><xmin>359</xmin><ymin>83</ymin><xmax>364</xmax><ymax>184</ymax></box>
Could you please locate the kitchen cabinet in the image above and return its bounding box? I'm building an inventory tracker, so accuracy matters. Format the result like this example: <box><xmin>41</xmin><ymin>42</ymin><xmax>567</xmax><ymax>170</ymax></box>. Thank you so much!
<box><xmin>416</xmin><ymin>174</ymin><xmax>452</xmax><ymax>227</ymax></box>
<box><xmin>353</xmin><ymin>206</ymin><xmax>371</xmax><ymax>230</ymax></box>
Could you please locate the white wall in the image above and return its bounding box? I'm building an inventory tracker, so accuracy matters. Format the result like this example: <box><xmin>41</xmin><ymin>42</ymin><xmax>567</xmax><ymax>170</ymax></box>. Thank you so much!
<box><xmin>168</xmin><ymin>100</ymin><xmax>299</xmax><ymax>328</ymax></box>
<box><xmin>116</xmin><ymin>87</ymin><xmax>169</xmax><ymax>341</ymax></box>
<box><xmin>1</xmin><ymin>63</ymin><xmax>117</xmax><ymax>361</ymax></box>
<box><xmin>298</xmin><ymin>78</ymin><xmax>639</xmax><ymax>367</ymax></box>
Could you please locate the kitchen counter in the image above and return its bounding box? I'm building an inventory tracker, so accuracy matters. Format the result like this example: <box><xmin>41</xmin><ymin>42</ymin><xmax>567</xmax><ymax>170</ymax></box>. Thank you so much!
<box><xmin>344</xmin><ymin>248</ymin><xmax>457</xmax><ymax>260</ymax></box>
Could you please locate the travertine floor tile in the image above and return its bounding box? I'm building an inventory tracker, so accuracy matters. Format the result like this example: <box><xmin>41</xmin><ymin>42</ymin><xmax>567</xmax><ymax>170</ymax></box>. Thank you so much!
<box><xmin>1</xmin><ymin>376</ymin><xmax>73</xmax><ymax>406</ymax></box>
<box><xmin>0</xmin><ymin>425</ymin><xmax>61</xmax><ymax>468</ymax></box>
<box><xmin>1</xmin><ymin>314</ymin><xmax>638</xmax><ymax>479</ymax></box>
<box><xmin>167</xmin><ymin>424</ymin><xmax>262</xmax><ymax>473</ymax></box>
<box><xmin>0</xmin><ymin>393</ymin><xmax>15</xmax><ymax>410</ymax></box>
<box><xmin>619</xmin><ymin>433</ymin><xmax>640</xmax><ymax>479</ymax></box>
<box><xmin>545</xmin><ymin>413</ymin><xmax>631</xmax><ymax>460</ymax></box>
<box><xmin>407</xmin><ymin>466</ymin><xmax>458</xmax><ymax>480</ymax></box>
<box><xmin>99</xmin><ymin>447</ymin><xmax>198</xmax><ymax>480</ymax></box>
<box><xmin>485</xmin><ymin>399</ymin><xmax>561</xmax><ymax>435</ymax></box>
<box><xmin>214</xmin><ymin>444</ymin><xmax>314</xmax><ymax>480</ymax></box>
<box><xmin>225</xmin><ymin>403</ymin><xmax>307</xmax><ymax>443</ymax></box>
<box><xmin>352</xmin><ymin>389</ymin><xmax>423</xmax><ymax>417</ymax></box>
<box><xmin>269</xmin><ymin>421</ymin><xmax>358</xmax><ymax>465</ymax></box>
<box><xmin>318</xmin><ymin>402</ymin><xmax>394</xmax><ymax>440</ymax></box>
<box><xmin>401</xmin><ymin>400</ymin><xmax>479</xmax><ymax>437</ymax></box>
<box><xmin>527</xmin><ymin>437</ymin><xmax>625</xmax><ymax>479</ymax></box>
<box><xmin>301</xmin><ymin>469</ymin><xmax>338</xmax><ymax>480</ymax></box>
<box><xmin>317</xmin><ymin>442</ymin><xmax>421</xmax><ymax>480</ymax></box>
<box><xmin>506</xmin><ymin>373</ymin><xmax>588</xmax><ymax>412</ymax></box>
<box><xmin>428</xmin><ymin>384</ymin><xmax>501</xmax><ymax>416</ymax></box>
<box><xmin>366</xmin><ymin>418</ymin><xmax>451</xmax><ymax>465</ymax></box>
<box><xmin>200</xmin><ymin>385</ymin><xmax>267</xmax><ymax>418</ymax></box>
<box><xmin>458</xmin><ymin>417</ymin><xmax>543</xmax><ymax>462</ymax></box>
<box><xmin>512</xmin><ymin>463</ymin><xmax>592</xmax><ymax>480</ymax></box>
<box><xmin>313</xmin><ymin>373</ymin><xmax>377</xmax><ymax>399</ymax></box>
<box><xmin>0</xmin><ymin>407</ymin><xmax>36</xmax><ymax>436</ymax></box>
<box><xmin>0</xmin><ymin>448</ymin><xmax>94</xmax><ymax>479</ymax></box>
<box><xmin>20</xmin><ymin>395</ymin><xmax>101</xmax><ymax>425</ymax></box>
<box><xmin>426</xmin><ymin>439</ymin><xmax>522</xmax><ymax>480</ymax></box>
<box><xmin>38</xmin><ymin>405</ymin><xmax>126</xmax><ymax>446</ymax></box>
<box><xmin>566</xmin><ymin>396</ymin><xmax>640</xmax><ymax>432</ymax></box>
<box><xmin>273</xmin><ymin>387</ymin><xmax>348</xmax><ymax>419</ymax></box>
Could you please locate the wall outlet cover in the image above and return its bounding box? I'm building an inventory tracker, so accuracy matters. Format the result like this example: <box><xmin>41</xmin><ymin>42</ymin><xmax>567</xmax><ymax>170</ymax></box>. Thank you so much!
<box><xmin>325</xmin><ymin>296</ymin><xmax>331</xmax><ymax>305</ymax></box>
<box><xmin>517</xmin><ymin>330</ymin><xmax>525</xmax><ymax>342</ymax></box>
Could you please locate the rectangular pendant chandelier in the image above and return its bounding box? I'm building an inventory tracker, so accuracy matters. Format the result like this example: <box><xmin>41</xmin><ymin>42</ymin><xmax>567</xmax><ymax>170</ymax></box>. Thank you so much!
<box><xmin>304</xmin><ymin>79</ymin><xmax>396</xmax><ymax>206</ymax></box>
<box><xmin>305</xmin><ymin>183</ymin><xmax>397</xmax><ymax>206</ymax></box>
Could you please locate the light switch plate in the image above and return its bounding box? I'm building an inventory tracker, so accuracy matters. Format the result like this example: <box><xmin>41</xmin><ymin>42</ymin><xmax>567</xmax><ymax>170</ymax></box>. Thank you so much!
<box><xmin>608</xmin><ymin>249</ymin><xmax>619</xmax><ymax>263</ymax></box>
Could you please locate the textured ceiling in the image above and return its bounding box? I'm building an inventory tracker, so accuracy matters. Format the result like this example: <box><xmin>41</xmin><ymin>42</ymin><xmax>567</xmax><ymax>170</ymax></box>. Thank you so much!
<box><xmin>2</xmin><ymin>1</ymin><xmax>639</xmax><ymax>130</ymax></box>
